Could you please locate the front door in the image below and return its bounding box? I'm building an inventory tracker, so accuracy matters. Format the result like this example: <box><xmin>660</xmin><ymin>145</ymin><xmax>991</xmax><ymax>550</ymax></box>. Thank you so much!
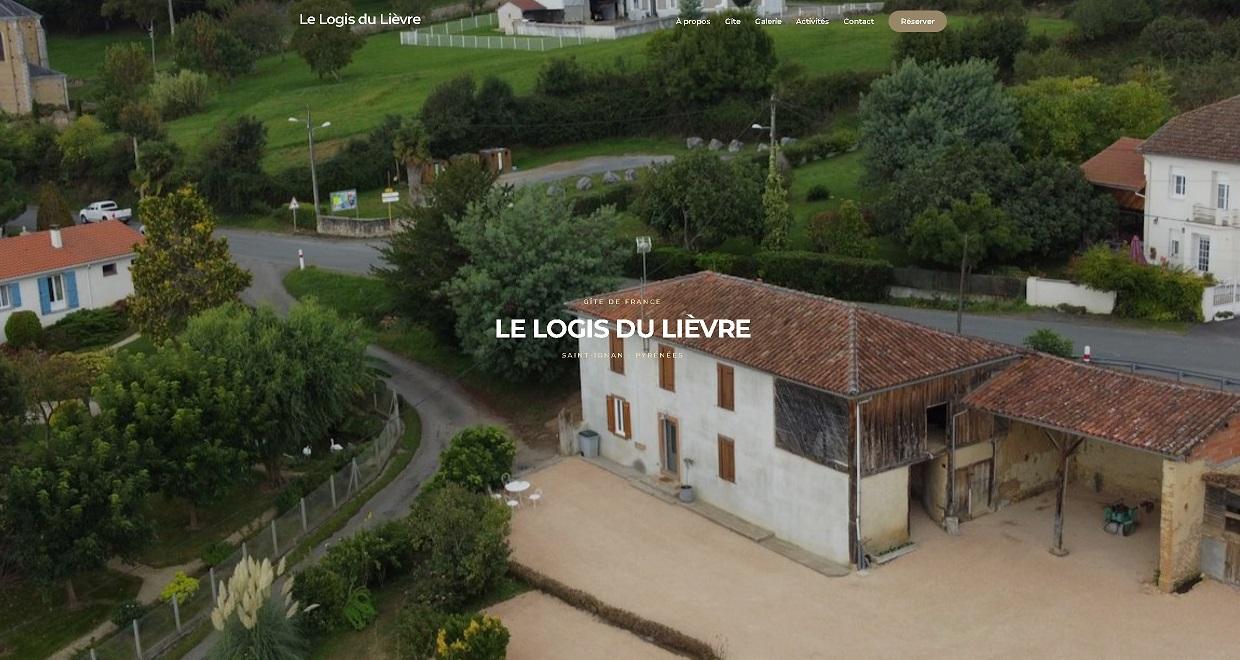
<box><xmin>659</xmin><ymin>415</ymin><xmax>680</xmax><ymax>479</ymax></box>
<box><xmin>954</xmin><ymin>460</ymin><xmax>992</xmax><ymax>519</ymax></box>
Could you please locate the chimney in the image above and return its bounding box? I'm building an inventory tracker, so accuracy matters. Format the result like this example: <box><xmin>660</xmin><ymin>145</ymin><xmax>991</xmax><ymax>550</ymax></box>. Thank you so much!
<box><xmin>50</xmin><ymin>226</ymin><xmax>63</xmax><ymax>249</ymax></box>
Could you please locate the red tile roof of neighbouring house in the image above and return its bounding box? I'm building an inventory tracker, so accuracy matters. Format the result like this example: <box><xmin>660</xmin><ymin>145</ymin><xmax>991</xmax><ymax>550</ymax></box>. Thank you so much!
<box><xmin>962</xmin><ymin>355</ymin><xmax>1240</xmax><ymax>457</ymax></box>
<box><xmin>0</xmin><ymin>221</ymin><xmax>142</xmax><ymax>281</ymax></box>
<box><xmin>567</xmin><ymin>272</ymin><xmax>1018</xmax><ymax>397</ymax></box>
<box><xmin>1139</xmin><ymin>95</ymin><xmax>1240</xmax><ymax>164</ymax></box>
<box><xmin>507</xmin><ymin>0</ymin><xmax>546</xmax><ymax>10</ymax></box>
<box><xmin>1081</xmin><ymin>137</ymin><xmax>1146</xmax><ymax>192</ymax></box>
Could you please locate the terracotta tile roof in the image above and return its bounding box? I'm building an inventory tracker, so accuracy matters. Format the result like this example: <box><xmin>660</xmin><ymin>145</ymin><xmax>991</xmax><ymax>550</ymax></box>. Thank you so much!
<box><xmin>567</xmin><ymin>272</ymin><xmax>1017</xmax><ymax>397</ymax></box>
<box><xmin>963</xmin><ymin>355</ymin><xmax>1240</xmax><ymax>457</ymax></box>
<box><xmin>1139</xmin><ymin>95</ymin><xmax>1240</xmax><ymax>164</ymax></box>
<box><xmin>0</xmin><ymin>221</ymin><xmax>142</xmax><ymax>282</ymax></box>
<box><xmin>1081</xmin><ymin>137</ymin><xmax>1145</xmax><ymax>192</ymax></box>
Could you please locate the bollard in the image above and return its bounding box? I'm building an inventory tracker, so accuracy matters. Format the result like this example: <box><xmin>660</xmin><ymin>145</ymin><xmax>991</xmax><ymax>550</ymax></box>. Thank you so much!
<box><xmin>298</xmin><ymin>249</ymin><xmax>305</xmax><ymax>271</ymax></box>
<box><xmin>1082</xmin><ymin>345</ymin><xmax>1091</xmax><ymax>363</ymax></box>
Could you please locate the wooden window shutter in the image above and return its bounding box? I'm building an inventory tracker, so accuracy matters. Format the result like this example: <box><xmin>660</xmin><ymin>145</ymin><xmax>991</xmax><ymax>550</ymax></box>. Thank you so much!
<box><xmin>606</xmin><ymin>395</ymin><xmax>616</xmax><ymax>434</ymax></box>
<box><xmin>658</xmin><ymin>344</ymin><xmax>674</xmax><ymax>391</ymax></box>
<box><xmin>609</xmin><ymin>335</ymin><xmax>624</xmax><ymax>374</ymax></box>
<box><xmin>717</xmin><ymin>364</ymin><xmax>734</xmax><ymax>410</ymax></box>
<box><xmin>718</xmin><ymin>436</ymin><xmax>735</xmax><ymax>483</ymax></box>
<box><xmin>621</xmin><ymin>400</ymin><xmax>632</xmax><ymax>439</ymax></box>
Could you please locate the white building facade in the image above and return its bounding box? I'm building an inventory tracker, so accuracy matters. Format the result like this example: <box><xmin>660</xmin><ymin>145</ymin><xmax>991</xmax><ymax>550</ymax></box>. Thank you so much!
<box><xmin>0</xmin><ymin>222</ymin><xmax>141</xmax><ymax>343</ymax></box>
<box><xmin>576</xmin><ymin>330</ymin><xmax>853</xmax><ymax>563</ymax></box>
<box><xmin>1141</xmin><ymin>97</ymin><xmax>1240</xmax><ymax>284</ymax></box>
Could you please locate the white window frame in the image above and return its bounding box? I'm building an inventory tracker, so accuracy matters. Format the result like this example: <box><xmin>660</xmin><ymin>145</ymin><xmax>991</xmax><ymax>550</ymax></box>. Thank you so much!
<box><xmin>1197</xmin><ymin>235</ymin><xmax>1211</xmax><ymax>273</ymax></box>
<box><xmin>612</xmin><ymin>396</ymin><xmax>627</xmax><ymax>437</ymax></box>
<box><xmin>1169</xmin><ymin>238</ymin><xmax>1180</xmax><ymax>258</ymax></box>
<box><xmin>47</xmin><ymin>274</ymin><xmax>66</xmax><ymax>311</ymax></box>
<box><xmin>0</xmin><ymin>286</ymin><xmax>9</xmax><ymax>310</ymax></box>
<box><xmin>102</xmin><ymin>263</ymin><xmax>118</xmax><ymax>277</ymax></box>
<box><xmin>1218</xmin><ymin>182</ymin><xmax>1231</xmax><ymax>210</ymax></box>
<box><xmin>1171</xmin><ymin>168</ymin><xmax>1187</xmax><ymax>199</ymax></box>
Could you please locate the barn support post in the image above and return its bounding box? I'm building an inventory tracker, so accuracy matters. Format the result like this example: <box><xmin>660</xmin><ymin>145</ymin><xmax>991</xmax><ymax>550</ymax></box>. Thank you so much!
<box><xmin>1046</xmin><ymin>431</ymin><xmax>1084</xmax><ymax>556</ymax></box>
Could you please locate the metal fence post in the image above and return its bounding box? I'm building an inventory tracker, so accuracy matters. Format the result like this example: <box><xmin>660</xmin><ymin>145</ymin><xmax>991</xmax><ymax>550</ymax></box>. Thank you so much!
<box><xmin>209</xmin><ymin>566</ymin><xmax>217</xmax><ymax>602</ymax></box>
<box><xmin>271</xmin><ymin>519</ymin><xmax>280</xmax><ymax>556</ymax></box>
<box><xmin>300</xmin><ymin>497</ymin><xmax>308</xmax><ymax>532</ymax></box>
<box><xmin>330</xmin><ymin>473</ymin><xmax>338</xmax><ymax>509</ymax></box>
<box><xmin>133</xmin><ymin>619</ymin><xmax>143</xmax><ymax>659</ymax></box>
<box><xmin>241</xmin><ymin>541</ymin><xmax>248</xmax><ymax>559</ymax></box>
<box><xmin>173</xmin><ymin>593</ymin><xmax>182</xmax><ymax>632</ymax></box>
<box><xmin>90</xmin><ymin>649</ymin><xmax>98</xmax><ymax>660</ymax></box>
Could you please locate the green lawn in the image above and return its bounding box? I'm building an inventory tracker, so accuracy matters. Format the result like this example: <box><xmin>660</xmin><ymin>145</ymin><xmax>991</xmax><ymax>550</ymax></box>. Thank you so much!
<box><xmin>135</xmin><ymin>472</ymin><xmax>279</xmax><ymax>568</ymax></box>
<box><xmin>0</xmin><ymin>569</ymin><xmax>142</xmax><ymax>659</ymax></box>
<box><xmin>786</xmin><ymin>150</ymin><xmax>866</xmax><ymax>250</ymax></box>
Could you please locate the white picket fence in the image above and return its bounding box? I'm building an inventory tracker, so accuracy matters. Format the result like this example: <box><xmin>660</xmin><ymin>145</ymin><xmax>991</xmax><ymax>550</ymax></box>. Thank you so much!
<box><xmin>1204</xmin><ymin>280</ymin><xmax>1240</xmax><ymax>321</ymax></box>
<box><xmin>400</xmin><ymin>13</ymin><xmax>603</xmax><ymax>50</ymax></box>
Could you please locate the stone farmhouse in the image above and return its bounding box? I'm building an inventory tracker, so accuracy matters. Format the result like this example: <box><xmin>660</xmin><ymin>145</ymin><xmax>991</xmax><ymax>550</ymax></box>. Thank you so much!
<box><xmin>0</xmin><ymin>0</ymin><xmax>67</xmax><ymax>114</ymax></box>
<box><xmin>568</xmin><ymin>272</ymin><xmax>1240</xmax><ymax>592</ymax></box>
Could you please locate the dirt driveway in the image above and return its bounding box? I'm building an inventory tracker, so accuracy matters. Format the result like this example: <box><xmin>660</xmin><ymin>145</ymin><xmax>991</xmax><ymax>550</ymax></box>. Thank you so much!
<box><xmin>509</xmin><ymin>458</ymin><xmax>1240</xmax><ymax>660</ymax></box>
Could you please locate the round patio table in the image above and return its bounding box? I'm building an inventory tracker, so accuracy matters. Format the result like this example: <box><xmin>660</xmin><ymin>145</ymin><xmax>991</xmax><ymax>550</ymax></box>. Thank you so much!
<box><xmin>505</xmin><ymin>480</ymin><xmax>530</xmax><ymax>495</ymax></box>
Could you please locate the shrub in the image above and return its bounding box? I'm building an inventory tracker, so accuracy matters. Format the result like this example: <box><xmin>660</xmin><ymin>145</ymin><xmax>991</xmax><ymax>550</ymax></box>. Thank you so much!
<box><xmin>1070</xmin><ymin>0</ymin><xmax>1154</xmax><ymax>42</ymax></box>
<box><xmin>1140</xmin><ymin>16</ymin><xmax>1218</xmax><ymax>62</ymax></box>
<box><xmin>755</xmin><ymin>251</ymin><xmax>893</xmax><ymax>302</ymax></box>
<box><xmin>4</xmin><ymin>311</ymin><xmax>42</xmax><ymax>348</ymax></box>
<box><xmin>1023</xmin><ymin>328</ymin><xmax>1074</xmax><ymax>357</ymax></box>
<box><xmin>149</xmin><ymin>70</ymin><xmax>211</xmax><ymax>120</ymax></box>
<box><xmin>111</xmin><ymin>600</ymin><xmax>146</xmax><ymax>627</ymax></box>
<box><xmin>694</xmin><ymin>252</ymin><xmax>757</xmax><ymax>279</ymax></box>
<box><xmin>782</xmin><ymin>129</ymin><xmax>858</xmax><ymax>164</ymax></box>
<box><xmin>1072</xmin><ymin>244</ymin><xmax>1208</xmax><ymax>322</ymax></box>
<box><xmin>342</xmin><ymin>585</ymin><xmax>377</xmax><ymax>631</ymax></box>
<box><xmin>435</xmin><ymin>614</ymin><xmax>509</xmax><ymax>660</ymax></box>
<box><xmin>396</xmin><ymin>603</ymin><xmax>451</xmax><ymax>660</ymax></box>
<box><xmin>292</xmin><ymin>563</ymin><xmax>350</xmax><ymax>633</ymax></box>
<box><xmin>201</xmin><ymin>540</ymin><xmax>234</xmax><ymax>567</ymax></box>
<box><xmin>623</xmin><ymin>246</ymin><xmax>698</xmax><ymax>279</ymax></box>
<box><xmin>41</xmin><ymin>306</ymin><xmax>129</xmax><ymax>352</ymax></box>
<box><xmin>407</xmin><ymin>485</ymin><xmax>511</xmax><ymax>611</ymax></box>
<box><xmin>319</xmin><ymin>520</ymin><xmax>418</xmax><ymax>588</ymax></box>
<box><xmin>160</xmin><ymin>571</ymin><xmax>200</xmax><ymax>603</ymax></box>
<box><xmin>806</xmin><ymin>201</ymin><xmax>877</xmax><ymax>258</ymax></box>
<box><xmin>805</xmin><ymin>184</ymin><xmax>831</xmax><ymax>202</ymax></box>
<box><xmin>570</xmin><ymin>182</ymin><xmax>637</xmax><ymax>216</ymax></box>
<box><xmin>427</xmin><ymin>426</ymin><xmax>516</xmax><ymax>493</ymax></box>
<box><xmin>274</xmin><ymin>485</ymin><xmax>301</xmax><ymax>514</ymax></box>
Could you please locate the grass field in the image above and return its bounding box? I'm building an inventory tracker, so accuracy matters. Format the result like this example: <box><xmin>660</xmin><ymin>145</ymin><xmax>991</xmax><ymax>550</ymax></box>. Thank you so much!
<box><xmin>47</xmin><ymin>13</ymin><xmax>1071</xmax><ymax>172</ymax></box>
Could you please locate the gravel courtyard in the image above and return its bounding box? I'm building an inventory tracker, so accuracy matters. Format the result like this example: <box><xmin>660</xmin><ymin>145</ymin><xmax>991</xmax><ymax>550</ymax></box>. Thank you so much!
<box><xmin>509</xmin><ymin>458</ymin><xmax>1240</xmax><ymax>660</ymax></box>
<box><xmin>485</xmin><ymin>591</ymin><xmax>677</xmax><ymax>660</ymax></box>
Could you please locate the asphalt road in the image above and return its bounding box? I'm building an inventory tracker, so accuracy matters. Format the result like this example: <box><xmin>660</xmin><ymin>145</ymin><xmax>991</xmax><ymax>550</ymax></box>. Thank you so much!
<box><xmin>220</xmin><ymin>228</ymin><xmax>1240</xmax><ymax>381</ymax></box>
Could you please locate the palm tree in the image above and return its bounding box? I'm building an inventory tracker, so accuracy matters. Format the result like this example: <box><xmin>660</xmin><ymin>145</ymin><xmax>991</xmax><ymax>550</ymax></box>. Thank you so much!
<box><xmin>393</xmin><ymin>119</ymin><xmax>431</xmax><ymax>207</ymax></box>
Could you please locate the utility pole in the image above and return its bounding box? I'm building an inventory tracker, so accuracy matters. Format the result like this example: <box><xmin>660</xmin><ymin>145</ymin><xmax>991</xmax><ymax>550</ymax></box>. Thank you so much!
<box><xmin>291</xmin><ymin>111</ymin><xmax>331</xmax><ymax>223</ymax></box>
<box><xmin>148</xmin><ymin>23</ymin><xmax>156</xmax><ymax>68</ymax></box>
<box><xmin>167</xmin><ymin>0</ymin><xmax>176</xmax><ymax>35</ymax></box>
<box><xmin>956</xmin><ymin>233</ymin><xmax>969</xmax><ymax>335</ymax></box>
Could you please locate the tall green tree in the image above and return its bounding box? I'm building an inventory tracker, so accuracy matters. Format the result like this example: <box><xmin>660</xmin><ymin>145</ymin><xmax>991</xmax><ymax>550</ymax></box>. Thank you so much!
<box><xmin>102</xmin><ymin>42</ymin><xmax>153</xmax><ymax>98</ymax></box>
<box><xmin>0</xmin><ymin>404</ymin><xmax>151</xmax><ymax>609</ymax></box>
<box><xmin>35</xmin><ymin>182</ymin><xmax>73</xmax><ymax>230</ymax></box>
<box><xmin>374</xmin><ymin>157</ymin><xmax>495</xmax><ymax>342</ymax></box>
<box><xmin>644</xmin><ymin>10</ymin><xmax>775</xmax><ymax>106</ymax></box>
<box><xmin>635</xmin><ymin>149</ymin><xmax>764</xmax><ymax>250</ymax></box>
<box><xmin>198</xmin><ymin>115</ymin><xmax>270</xmax><ymax>213</ymax></box>
<box><xmin>908</xmin><ymin>193</ymin><xmax>1029</xmax><ymax>270</ymax></box>
<box><xmin>289</xmin><ymin>0</ymin><xmax>363</xmax><ymax>80</ymax></box>
<box><xmin>760</xmin><ymin>167</ymin><xmax>791</xmax><ymax>251</ymax></box>
<box><xmin>392</xmin><ymin>118</ymin><xmax>430</xmax><ymax>205</ymax></box>
<box><xmin>174</xmin><ymin>12</ymin><xmax>256</xmax><ymax>79</ymax></box>
<box><xmin>1012</xmin><ymin>76</ymin><xmax>1173</xmax><ymax>162</ymax></box>
<box><xmin>0</xmin><ymin>159</ymin><xmax>23</xmax><ymax>222</ymax></box>
<box><xmin>130</xmin><ymin>186</ymin><xmax>252</xmax><ymax>341</ymax></box>
<box><xmin>419</xmin><ymin>76</ymin><xmax>478</xmax><ymax>158</ymax></box>
<box><xmin>860</xmin><ymin>59</ymin><xmax>1019</xmax><ymax>182</ymax></box>
<box><xmin>443</xmin><ymin>187</ymin><xmax>624</xmax><ymax>381</ymax></box>
<box><xmin>0</xmin><ymin>356</ymin><xmax>23</xmax><ymax>444</ymax></box>
<box><xmin>180</xmin><ymin>302</ymin><xmax>369</xmax><ymax>485</ymax></box>
<box><xmin>93</xmin><ymin>345</ymin><xmax>251</xmax><ymax>529</ymax></box>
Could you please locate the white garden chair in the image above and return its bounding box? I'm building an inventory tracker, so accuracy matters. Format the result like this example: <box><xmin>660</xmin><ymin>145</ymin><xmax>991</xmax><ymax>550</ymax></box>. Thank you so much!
<box><xmin>528</xmin><ymin>488</ymin><xmax>543</xmax><ymax>508</ymax></box>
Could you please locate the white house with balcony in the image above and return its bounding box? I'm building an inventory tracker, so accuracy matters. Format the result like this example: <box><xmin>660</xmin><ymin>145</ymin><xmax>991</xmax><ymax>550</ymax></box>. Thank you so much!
<box><xmin>0</xmin><ymin>221</ymin><xmax>142</xmax><ymax>343</ymax></box>
<box><xmin>1139</xmin><ymin>95</ymin><xmax>1240</xmax><ymax>320</ymax></box>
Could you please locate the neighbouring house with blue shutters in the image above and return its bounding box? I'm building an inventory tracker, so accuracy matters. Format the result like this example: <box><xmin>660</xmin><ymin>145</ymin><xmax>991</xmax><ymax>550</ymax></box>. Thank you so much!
<box><xmin>0</xmin><ymin>220</ymin><xmax>142</xmax><ymax>343</ymax></box>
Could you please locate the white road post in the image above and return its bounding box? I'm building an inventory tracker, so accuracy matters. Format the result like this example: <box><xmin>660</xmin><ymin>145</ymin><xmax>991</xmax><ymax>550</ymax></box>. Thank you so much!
<box><xmin>298</xmin><ymin>249</ymin><xmax>305</xmax><ymax>271</ymax></box>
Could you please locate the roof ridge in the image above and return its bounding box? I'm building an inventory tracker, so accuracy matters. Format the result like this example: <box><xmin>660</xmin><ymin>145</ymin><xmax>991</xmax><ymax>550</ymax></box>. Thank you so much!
<box><xmin>846</xmin><ymin>303</ymin><xmax>860</xmax><ymax>395</ymax></box>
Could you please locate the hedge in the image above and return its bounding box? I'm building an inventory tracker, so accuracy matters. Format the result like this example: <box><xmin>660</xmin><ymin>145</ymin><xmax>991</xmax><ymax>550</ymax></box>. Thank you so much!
<box><xmin>509</xmin><ymin>561</ymin><xmax>720</xmax><ymax>660</ymax></box>
<box><xmin>570</xmin><ymin>182</ymin><xmax>637</xmax><ymax>216</ymax></box>
<box><xmin>4</xmin><ymin>310</ymin><xmax>42</xmax><ymax>348</ymax></box>
<box><xmin>1072</xmin><ymin>244</ymin><xmax>1207</xmax><ymax>322</ymax></box>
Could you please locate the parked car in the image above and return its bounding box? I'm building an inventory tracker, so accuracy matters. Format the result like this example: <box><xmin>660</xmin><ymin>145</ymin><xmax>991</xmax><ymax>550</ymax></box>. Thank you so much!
<box><xmin>78</xmin><ymin>201</ymin><xmax>133</xmax><ymax>224</ymax></box>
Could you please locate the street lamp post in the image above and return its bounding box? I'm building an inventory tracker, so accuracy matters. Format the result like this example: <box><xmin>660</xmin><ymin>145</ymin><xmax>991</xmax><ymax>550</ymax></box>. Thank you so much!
<box><xmin>636</xmin><ymin>236</ymin><xmax>652</xmax><ymax>351</ymax></box>
<box><xmin>289</xmin><ymin>112</ymin><xmax>331</xmax><ymax>223</ymax></box>
<box><xmin>752</xmin><ymin>93</ymin><xmax>778</xmax><ymax>173</ymax></box>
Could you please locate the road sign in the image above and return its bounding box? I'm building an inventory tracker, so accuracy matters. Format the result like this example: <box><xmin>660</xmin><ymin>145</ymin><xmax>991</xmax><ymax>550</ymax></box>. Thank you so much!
<box><xmin>381</xmin><ymin>190</ymin><xmax>400</xmax><ymax>204</ymax></box>
<box><xmin>289</xmin><ymin>197</ymin><xmax>300</xmax><ymax>210</ymax></box>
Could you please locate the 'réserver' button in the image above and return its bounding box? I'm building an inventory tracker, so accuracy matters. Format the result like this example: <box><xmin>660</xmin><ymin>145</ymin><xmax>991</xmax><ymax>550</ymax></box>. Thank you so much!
<box><xmin>889</xmin><ymin>10</ymin><xmax>947</xmax><ymax>33</ymax></box>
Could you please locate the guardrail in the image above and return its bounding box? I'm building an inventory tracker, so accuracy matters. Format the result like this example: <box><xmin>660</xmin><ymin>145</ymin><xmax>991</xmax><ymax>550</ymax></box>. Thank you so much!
<box><xmin>1087</xmin><ymin>357</ymin><xmax>1240</xmax><ymax>391</ymax></box>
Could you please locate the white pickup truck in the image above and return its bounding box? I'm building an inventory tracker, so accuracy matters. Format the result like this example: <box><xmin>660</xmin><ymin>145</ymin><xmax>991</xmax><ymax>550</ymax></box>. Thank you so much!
<box><xmin>78</xmin><ymin>201</ymin><xmax>133</xmax><ymax>224</ymax></box>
